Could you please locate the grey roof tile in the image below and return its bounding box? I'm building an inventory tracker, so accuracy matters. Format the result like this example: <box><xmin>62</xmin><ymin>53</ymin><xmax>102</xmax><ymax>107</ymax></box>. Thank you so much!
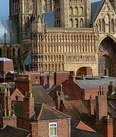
<box><xmin>0</xmin><ymin>125</ymin><xmax>30</xmax><ymax>137</ymax></box>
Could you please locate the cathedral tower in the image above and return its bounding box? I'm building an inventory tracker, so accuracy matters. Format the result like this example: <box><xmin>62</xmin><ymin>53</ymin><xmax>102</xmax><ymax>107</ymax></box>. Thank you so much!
<box><xmin>54</xmin><ymin>0</ymin><xmax>91</xmax><ymax>28</ymax></box>
<box><xmin>9</xmin><ymin>0</ymin><xmax>34</xmax><ymax>42</ymax></box>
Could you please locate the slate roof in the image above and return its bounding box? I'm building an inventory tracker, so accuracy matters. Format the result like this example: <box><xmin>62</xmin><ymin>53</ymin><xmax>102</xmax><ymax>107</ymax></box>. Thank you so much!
<box><xmin>108</xmin><ymin>92</ymin><xmax>116</xmax><ymax>99</ymax></box>
<box><xmin>47</xmin><ymin>85</ymin><xmax>59</xmax><ymax>93</ymax></box>
<box><xmin>12</xmin><ymin>101</ymin><xmax>23</xmax><ymax>118</ymax></box>
<box><xmin>44</xmin><ymin>11</ymin><xmax>55</xmax><ymax>27</ymax></box>
<box><xmin>63</xmin><ymin>100</ymin><xmax>89</xmax><ymax>119</ymax></box>
<box><xmin>32</xmin><ymin>85</ymin><xmax>55</xmax><ymax>106</ymax></box>
<box><xmin>37</xmin><ymin>103</ymin><xmax>71</xmax><ymax>121</ymax></box>
<box><xmin>75</xmin><ymin>77</ymin><xmax>116</xmax><ymax>90</ymax></box>
<box><xmin>0</xmin><ymin>125</ymin><xmax>30</xmax><ymax>137</ymax></box>
<box><xmin>91</xmin><ymin>0</ymin><xmax>104</xmax><ymax>24</ymax></box>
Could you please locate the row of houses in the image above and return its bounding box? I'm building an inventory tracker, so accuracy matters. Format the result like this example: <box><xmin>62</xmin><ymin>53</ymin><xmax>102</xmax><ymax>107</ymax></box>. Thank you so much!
<box><xmin>0</xmin><ymin>58</ymin><xmax>116</xmax><ymax>136</ymax></box>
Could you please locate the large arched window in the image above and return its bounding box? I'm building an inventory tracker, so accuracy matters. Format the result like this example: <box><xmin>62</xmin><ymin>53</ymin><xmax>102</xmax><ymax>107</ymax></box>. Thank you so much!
<box><xmin>98</xmin><ymin>55</ymin><xmax>111</xmax><ymax>76</ymax></box>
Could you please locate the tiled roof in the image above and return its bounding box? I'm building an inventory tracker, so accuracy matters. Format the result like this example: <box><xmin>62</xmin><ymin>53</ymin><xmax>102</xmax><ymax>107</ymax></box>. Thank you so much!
<box><xmin>63</xmin><ymin>100</ymin><xmax>89</xmax><ymax>119</ymax></box>
<box><xmin>37</xmin><ymin>103</ymin><xmax>70</xmax><ymax>120</ymax></box>
<box><xmin>77</xmin><ymin>121</ymin><xmax>96</xmax><ymax>132</ymax></box>
<box><xmin>71</xmin><ymin>120</ymin><xmax>103</xmax><ymax>137</ymax></box>
<box><xmin>32</xmin><ymin>85</ymin><xmax>55</xmax><ymax>106</ymax></box>
<box><xmin>0</xmin><ymin>125</ymin><xmax>30</xmax><ymax>137</ymax></box>
<box><xmin>75</xmin><ymin>77</ymin><xmax>116</xmax><ymax>89</ymax></box>
<box><xmin>91</xmin><ymin>1</ymin><xmax>104</xmax><ymax>24</ymax></box>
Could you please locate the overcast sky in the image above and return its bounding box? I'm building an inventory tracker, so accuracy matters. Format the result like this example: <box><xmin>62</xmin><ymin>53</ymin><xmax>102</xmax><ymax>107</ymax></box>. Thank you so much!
<box><xmin>0</xmin><ymin>0</ymin><xmax>101</xmax><ymax>20</ymax></box>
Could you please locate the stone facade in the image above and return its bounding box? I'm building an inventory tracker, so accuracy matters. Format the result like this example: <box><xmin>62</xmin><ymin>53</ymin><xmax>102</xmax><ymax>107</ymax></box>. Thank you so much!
<box><xmin>1</xmin><ymin>0</ymin><xmax>116</xmax><ymax>76</ymax></box>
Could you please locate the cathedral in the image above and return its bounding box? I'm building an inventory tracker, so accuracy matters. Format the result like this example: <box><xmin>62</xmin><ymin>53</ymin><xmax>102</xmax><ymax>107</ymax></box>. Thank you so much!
<box><xmin>0</xmin><ymin>0</ymin><xmax>116</xmax><ymax>76</ymax></box>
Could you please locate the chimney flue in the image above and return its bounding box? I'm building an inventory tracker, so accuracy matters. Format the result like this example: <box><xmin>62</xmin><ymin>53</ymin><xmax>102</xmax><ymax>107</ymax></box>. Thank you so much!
<box><xmin>103</xmin><ymin>116</ymin><xmax>113</xmax><ymax>137</ymax></box>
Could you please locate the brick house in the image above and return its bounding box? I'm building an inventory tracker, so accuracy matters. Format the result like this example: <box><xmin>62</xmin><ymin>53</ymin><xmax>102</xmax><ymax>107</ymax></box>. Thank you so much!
<box><xmin>0</xmin><ymin>74</ymin><xmax>71</xmax><ymax>137</ymax></box>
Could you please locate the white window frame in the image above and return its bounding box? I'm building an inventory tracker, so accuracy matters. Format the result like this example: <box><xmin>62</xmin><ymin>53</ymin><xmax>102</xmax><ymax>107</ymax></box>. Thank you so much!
<box><xmin>49</xmin><ymin>122</ymin><xmax>57</xmax><ymax>137</ymax></box>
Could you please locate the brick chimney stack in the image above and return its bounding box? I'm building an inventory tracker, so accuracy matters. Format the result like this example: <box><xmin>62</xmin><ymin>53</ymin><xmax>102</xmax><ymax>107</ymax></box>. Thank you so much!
<box><xmin>15</xmin><ymin>74</ymin><xmax>32</xmax><ymax>96</ymax></box>
<box><xmin>68</xmin><ymin>71</ymin><xmax>75</xmax><ymax>81</ymax></box>
<box><xmin>96</xmin><ymin>86</ymin><xmax>107</xmax><ymax>122</ymax></box>
<box><xmin>56</xmin><ymin>84</ymin><xmax>64</xmax><ymax>110</ymax></box>
<box><xmin>23</xmin><ymin>92</ymin><xmax>34</xmax><ymax>118</ymax></box>
<box><xmin>108</xmin><ymin>81</ymin><xmax>114</xmax><ymax>96</ymax></box>
<box><xmin>0</xmin><ymin>87</ymin><xmax>11</xmax><ymax>116</ymax></box>
<box><xmin>89</xmin><ymin>96</ymin><xmax>95</xmax><ymax>115</ymax></box>
<box><xmin>103</xmin><ymin>116</ymin><xmax>113</xmax><ymax>137</ymax></box>
<box><xmin>0</xmin><ymin>86</ymin><xmax>17</xmax><ymax>128</ymax></box>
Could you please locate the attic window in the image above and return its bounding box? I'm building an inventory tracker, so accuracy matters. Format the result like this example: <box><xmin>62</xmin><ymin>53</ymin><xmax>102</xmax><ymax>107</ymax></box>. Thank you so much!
<box><xmin>49</xmin><ymin>122</ymin><xmax>57</xmax><ymax>137</ymax></box>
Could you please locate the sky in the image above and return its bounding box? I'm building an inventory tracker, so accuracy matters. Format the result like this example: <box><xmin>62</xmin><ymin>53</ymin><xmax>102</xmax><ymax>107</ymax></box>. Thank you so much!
<box><xmin>0</xmin><ymin>0</ymin><xmax>101</xmax><ymax>20</ymax></box>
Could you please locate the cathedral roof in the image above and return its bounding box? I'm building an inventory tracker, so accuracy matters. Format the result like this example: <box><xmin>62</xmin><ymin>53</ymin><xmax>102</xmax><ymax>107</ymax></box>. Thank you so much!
<box><xmin>44</xmin><ymin>11</ymin><xmax>55</xmax><ymax>27</ymax></box>
<box><xmin>91</xmin><ymin>0</ymin><xmax>104</xmax><ymax>24</ymax></box>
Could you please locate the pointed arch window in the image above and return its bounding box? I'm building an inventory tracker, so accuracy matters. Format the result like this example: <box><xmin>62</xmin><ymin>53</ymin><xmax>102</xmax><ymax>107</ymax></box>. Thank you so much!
<box><xmin>69</xmin><ymin>7</ymin><xmax>73</xmax><ymax>15</ymax></box>
<box><xmin>102</xmin><ymin>19</ymin><xmax>105</xmax><ymax>32</ymax></box>
<box><xmin>74</xmin><ymin>7</ymin><xmax>78</xmax><ymax>15</ymax></box>
<box><xmin>69</xmin><ymin>18</ymin><xmax>73</xmax><ymax>28</ymax></box>
<box><xmin>110</xmin><ymin>19</ymin><xmax>114</xmax><ymax>32</ymax></box>
<box><xmin>75</xmin><ymin>19</ymin><xmax>78</xmax><ymax>28</ymax></box>
<box><xmin>80</xmin><ymin>18</ymin><xmax>83</xmax><ymax>27</ymax></box>
<box><xmin>79</xmin><ymin>7</ymin><xmax>83</xmax><ymax>16</ymax></box>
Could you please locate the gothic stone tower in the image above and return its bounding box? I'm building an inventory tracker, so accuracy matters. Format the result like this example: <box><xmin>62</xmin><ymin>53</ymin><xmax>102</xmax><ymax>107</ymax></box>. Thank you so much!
<box><xmin>54</xmin><ymin>0</ymin><xmax>91</xmax><ymax>28</ymax></box>
<box><xmin>9</xmin><ymin>0</ymin><xmax>34</xmax><ymax>42</ymax></box>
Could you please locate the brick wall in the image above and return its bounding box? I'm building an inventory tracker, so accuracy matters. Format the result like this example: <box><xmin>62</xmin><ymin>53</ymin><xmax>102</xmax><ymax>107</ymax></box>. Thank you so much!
<box><xmin>17</xmin><ymin>118</ymin><xmax>30</xmax><ymax>131</ymax></box>
<box><xmin>11</xmin><ymin>88</ymin><xmax>24</xmax><ymax>101</ymax></box>
<box><xmin>15</xmin><ymin>75</ymin><xmax>32</xmax><ymax>95</ymax></box>
<box><xmin>2</xmin><ymin>116</ymin><xmax>17</xmax><ymax>127</ymax></box>
<box><xmin>84</xmin><ymin>89</ymin><xmax>107</xmax><ymax>100</ymax></box>
<box><xmin>0</xmin><ymin>60</ymin><xmax>14</xmax><ymax>77</ymax></box>
<box><xmin>96</xmin><ymin>88</ymin><xmax>107</xmax><ymax>122</ymax></box>
<box><xmin>49</xmin><ymin>78</ymin><xmax>82</xmax><ymax>102</ymax></box>
<box><xmin>30</xmin><ymin>123</ymin><xmax>38</xmax><ymax>137</ymax></box>
<box><xmin>54</xmin><ymin>72</ymin><xmax>70</xmax><ymax>85</ymax></box>
<box><xmin>37</xmin><ymin>119</ymin><xmax>70</xmax><ymax>137</ymax></box>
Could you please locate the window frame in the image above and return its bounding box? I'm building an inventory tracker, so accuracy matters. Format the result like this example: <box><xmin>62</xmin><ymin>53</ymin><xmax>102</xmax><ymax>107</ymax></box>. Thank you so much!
<box><xmin>49</xmin><ymin>122</ymin><xmax>57</xmax><ymax>137</ymax></box>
